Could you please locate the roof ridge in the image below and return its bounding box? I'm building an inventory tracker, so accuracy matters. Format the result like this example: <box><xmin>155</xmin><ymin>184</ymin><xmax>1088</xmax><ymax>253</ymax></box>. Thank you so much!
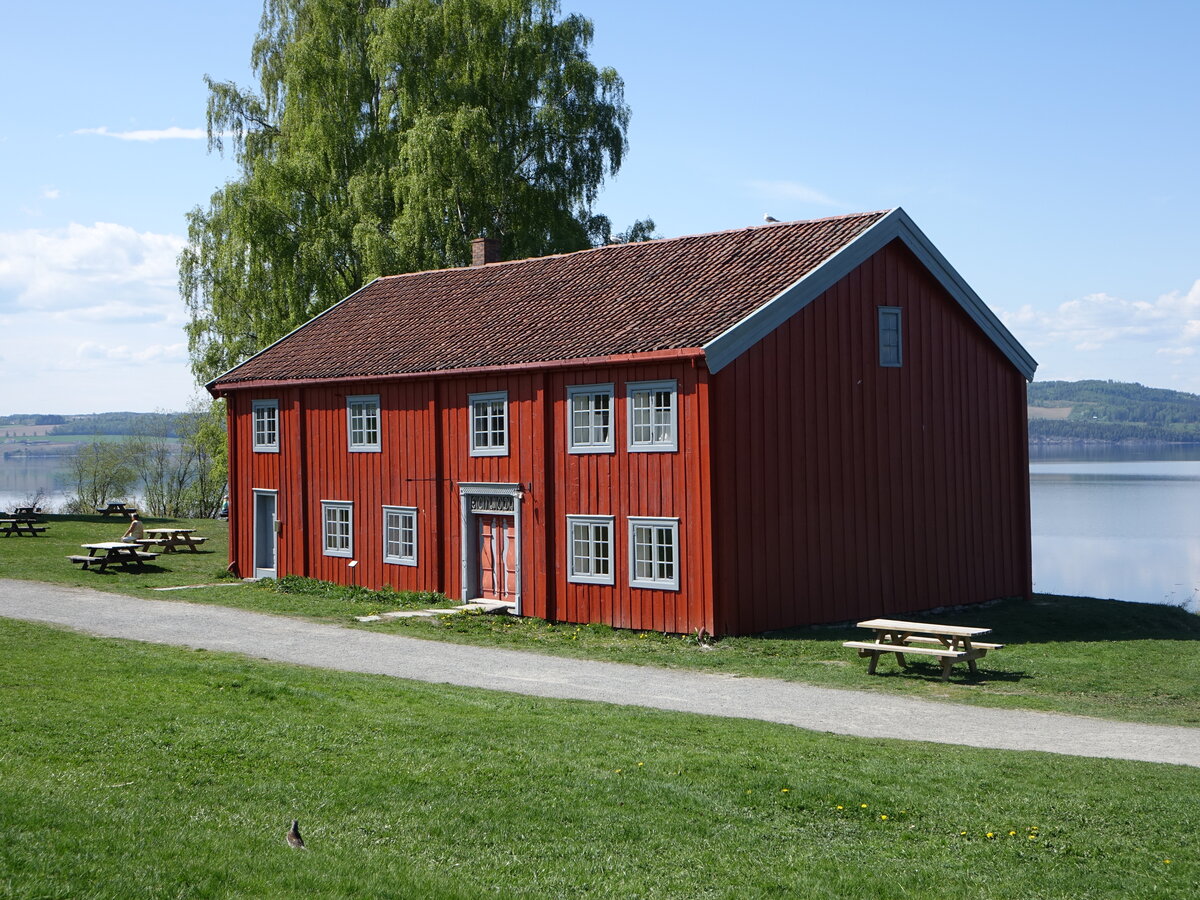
<box><xmin>373</xmin><ymin>209</ymin><xmax>896</xmax><ymax>282</ymax></box>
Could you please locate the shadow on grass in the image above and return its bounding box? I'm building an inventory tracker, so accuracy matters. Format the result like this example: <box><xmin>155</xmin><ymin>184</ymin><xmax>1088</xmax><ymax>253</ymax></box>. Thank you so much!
<box><xmin>857</xmin><ymin>662</ymin><xmax>1031</xmax><ymax>684</ymax></box>
<box><xmin>765</xmin><ymin>594</ymin><xmax>1200</xmax><ymax>645</ymax></box>
<box><xmin>74</xmin><ymin>564</ymin><xmax>172</xmax><ymax>577</ymax></box>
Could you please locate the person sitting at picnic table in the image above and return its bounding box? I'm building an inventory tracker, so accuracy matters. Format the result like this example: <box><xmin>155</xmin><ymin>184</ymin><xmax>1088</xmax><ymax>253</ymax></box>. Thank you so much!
<box><xmin>121</xmin><ymin>512</ymin><xmax>145</xmax><ymax>544</ymax></box>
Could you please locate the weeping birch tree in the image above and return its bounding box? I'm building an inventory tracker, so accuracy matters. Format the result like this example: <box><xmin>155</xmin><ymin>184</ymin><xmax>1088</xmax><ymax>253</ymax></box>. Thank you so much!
<box><xmin>181</xmin><ymin>0</ymin><xmax>643</xmax><ymax>384</ymax></box>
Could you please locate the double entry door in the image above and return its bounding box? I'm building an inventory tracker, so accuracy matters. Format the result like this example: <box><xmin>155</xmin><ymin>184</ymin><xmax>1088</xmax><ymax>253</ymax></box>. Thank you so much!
<box><xmin>476</xmin><ymin>514</ymin><xmax>517</xmax><ymax>604</ymax></box>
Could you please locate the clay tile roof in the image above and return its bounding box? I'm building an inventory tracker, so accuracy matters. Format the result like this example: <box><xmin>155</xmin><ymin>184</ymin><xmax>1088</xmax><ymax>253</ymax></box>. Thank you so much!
<box><xmin>211</xmin><ymin>210</ymin><xmax>890</xmax><ymax>386</ymax></box>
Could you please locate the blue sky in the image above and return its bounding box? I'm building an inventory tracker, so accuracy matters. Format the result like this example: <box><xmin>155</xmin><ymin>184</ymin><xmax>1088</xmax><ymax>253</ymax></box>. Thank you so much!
<box><xmin>2</xmin><ymin>0</ymin><xmax>1198</xmax><ymax>415</ymax></box>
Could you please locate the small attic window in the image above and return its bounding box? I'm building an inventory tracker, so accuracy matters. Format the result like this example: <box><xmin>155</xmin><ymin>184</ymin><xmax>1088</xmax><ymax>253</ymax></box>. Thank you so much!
<box><xmin>878</xmin><ymin>307</ymin><xmax>902</xmax><ymax>368</ymax></box>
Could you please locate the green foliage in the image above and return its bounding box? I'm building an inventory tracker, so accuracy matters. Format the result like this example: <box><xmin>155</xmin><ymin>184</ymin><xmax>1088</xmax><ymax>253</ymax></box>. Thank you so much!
<box><xmin>182</xmin><ymin>0</ymin><xmax>640</xmax><ymax>383</ymax></box>
<box><xmin>55</xmin><ymin>402</ymin><xmax>227</xmax><ymax>517</ymax></box>
<box><xmin>1029</xmin><ymin>380</ymin><xmax>1200</xmax><ymax>442</ymax></box>
<box><xmin>3</xmin><ymin>619</ymin><xmax>1197</xmax><ymax>897</ymax></box>
<box><xmin>63</xmin><ymin>442</ymin><xmax>139</xmax><ymax>513</ymax></box>
<box><xmin>257</xmin><ymin>574</ymin><xmax>451</xmax><ymax>610</ymax></box>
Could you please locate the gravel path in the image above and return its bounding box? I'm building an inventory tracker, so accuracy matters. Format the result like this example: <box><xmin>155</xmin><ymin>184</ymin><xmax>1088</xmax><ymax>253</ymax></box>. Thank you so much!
<box><xmin>2</xmin><ymin>579</ymin><xmax>1197</xmax><ymax>768</ymax></box>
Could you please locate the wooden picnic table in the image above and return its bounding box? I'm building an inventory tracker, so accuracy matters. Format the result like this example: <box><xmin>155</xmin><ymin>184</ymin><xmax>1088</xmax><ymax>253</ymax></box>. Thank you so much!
<box><xmin>67</xmin><ymin>542</ymin><xmax>158</xmax><ymax>572</ymax></box>
<box><xmin>96</xmin><ymin>502</ymin><xmax>138</xmax><ymax>518</ymax></box>
<box><xmin>141</xmin><ymin>527</ymin><xmax>208</xmax><ymax>553</ymax></box>
<box><xmin>11</xmin><ymin>506</ymin><xmax>42</xmax><ymax>518</ymax></box>
<box><xmin>1</xmin><ymin>518</ymin><xmax>47</xmax><ymax>537</ymax></box>
<box><xmin>844</xmin><ymin>618</ymin><xmax>1003</xmax><ymax>681</ymax></box>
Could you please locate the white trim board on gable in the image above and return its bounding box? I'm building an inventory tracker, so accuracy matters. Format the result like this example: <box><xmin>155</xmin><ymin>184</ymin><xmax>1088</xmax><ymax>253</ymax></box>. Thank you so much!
<box><xmin>701</xmin><ymin>208</ymin><xmax>1038</xmax><ymax>381</ymax></box>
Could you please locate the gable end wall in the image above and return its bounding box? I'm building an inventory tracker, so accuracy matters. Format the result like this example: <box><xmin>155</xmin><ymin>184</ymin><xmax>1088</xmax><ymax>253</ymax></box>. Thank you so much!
<box><xmin>709</xmin><ymin>240</ymin><xmax>1032</xmax><ymax>634</ymax></box>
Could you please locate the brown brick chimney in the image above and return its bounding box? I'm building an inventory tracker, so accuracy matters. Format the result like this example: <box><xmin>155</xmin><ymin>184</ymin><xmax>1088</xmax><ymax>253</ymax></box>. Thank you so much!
<box><xmin>471</xmin><ymin>237</ymin><xmax>501</xmax><ymax>266</ymax></box>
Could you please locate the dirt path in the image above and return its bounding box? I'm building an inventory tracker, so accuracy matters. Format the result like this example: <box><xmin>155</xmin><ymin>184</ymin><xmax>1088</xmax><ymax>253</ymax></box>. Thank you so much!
<box><xmin>2</xmin><ymin>579</ymin><xmax>1196</xmax><ymax>767</ymax></box>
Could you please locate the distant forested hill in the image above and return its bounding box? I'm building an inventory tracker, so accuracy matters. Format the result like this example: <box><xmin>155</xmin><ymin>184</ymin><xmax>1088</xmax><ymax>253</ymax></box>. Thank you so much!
<box><xmin>0</xmin><ymin>412</ymin><xmax>180</xmax><ymax>437</ymax></box>
<box><xmin>1028</xmin><ymin>380</ymin><xmax>1200</xmax><ymax>443</ymax></box>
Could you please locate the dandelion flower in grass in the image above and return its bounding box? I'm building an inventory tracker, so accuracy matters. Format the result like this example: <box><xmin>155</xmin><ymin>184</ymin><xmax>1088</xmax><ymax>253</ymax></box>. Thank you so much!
<box><xmin>1009</xmin><ymin>831</ymin><xmax>1017</xmax><ymax>836</ymax></box>
<box><xmin>987</xmin><ymin>833</ymin><xmax>995</xmax><ymax>839</ymax></box>
<box><xmin>836</xmin><ymin>806</ymin><xmax>844</xmax><ymax>810</ymax></box>
<box><xmin>1164</xmin><ymin>859</ymin><xmax>1171</xmax><ymax>865</ymax></box>
<box><xmin>1028</xmin><ymin>835</ymin><xmax>1037</xmax><ymax>841</ymax></box>
<box><xmin>880</xmin><ymin>815</ymin><xmax>888</xmax><ymax>821</ymax></box>
<box><xmin>860</xmin><ymin>804</ymin><xmax>868</xmax><ymax>809</ymax></box>
<box><xmin>960</xmin><ymin>831</ymin><xmax>968</xmax><ymax>836</ymax></box>
<box><xmin>781</xmin><ymin>788</ymin><xmax>790</xmax><ymax>793</ymax></box>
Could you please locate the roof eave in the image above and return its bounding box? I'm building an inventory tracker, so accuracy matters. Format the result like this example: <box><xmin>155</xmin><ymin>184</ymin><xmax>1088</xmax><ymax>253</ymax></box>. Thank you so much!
<box><xmin>206</xmin><ymin>346</ymin><xmax>708</xmax><ymax>396</ymax></box>
<box><xmin>702</xmin><ymin>207</ymin><xmax>1038</xmax><ymax>381</ymax></box>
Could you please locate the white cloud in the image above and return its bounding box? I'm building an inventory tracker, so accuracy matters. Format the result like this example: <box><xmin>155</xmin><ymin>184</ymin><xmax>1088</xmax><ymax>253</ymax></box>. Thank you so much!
<box><xmin>744</xmin><ymin>179</ymin><xmax>844</xmax><ymax>208</ymax></box>
<box><xmin>1001</xmin><ymin>279</ymin><xmax>1200</xmax><ymax>354</ymax></box>
<box><xmin>76</xmin><ymin>341</ymin><xmax>187</xmax><ymax>363</ymax></box>
<box><xmin>41</xmin><ymin>187</ymin><xmax>60</xmax><ymax>200</ymax></box>
<box><xmin>0</xmin><ymin>222</ymin><xmax>185</xmax><ymax>316</ymax></box>
<box><xmin>74</xmin><ymin>125</ymin><xmax>206</xmax><ymax>142</ymax></box>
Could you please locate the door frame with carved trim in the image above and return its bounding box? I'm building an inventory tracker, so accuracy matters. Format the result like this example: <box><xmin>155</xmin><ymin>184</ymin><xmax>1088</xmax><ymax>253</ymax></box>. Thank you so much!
<box><xmin>458</xmin><ymin>482</ymin><xmax>523</xmax><ymax>614</ymax></box>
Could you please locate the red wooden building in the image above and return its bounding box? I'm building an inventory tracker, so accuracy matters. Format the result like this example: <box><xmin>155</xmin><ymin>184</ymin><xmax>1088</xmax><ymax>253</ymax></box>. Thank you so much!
<box><xmin>208</xmin><ymin>208</ymin><xmax>1037</xmax><ymax>635</ymax></box>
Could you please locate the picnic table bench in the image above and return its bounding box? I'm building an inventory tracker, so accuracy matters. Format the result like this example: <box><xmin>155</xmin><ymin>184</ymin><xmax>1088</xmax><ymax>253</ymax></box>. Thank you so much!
<box><xmin>96</xmin><ymin>502</ymin><xmax>138</xmax><ymax>517</ymax></box>
<box><xmin>67</xmin><ymin>542</ymin><xmax>158</xmax><ymax>572</ymax></box>
<box><xmin>141</xmin><ymin>527</ymin><xmax>208</xmax><ymax>553</ymax></box>
<box><xmin>844</xmin><ymin>618</ymin><xmax>1003</xmax><ymax>681</ymax></box>
<box><xmin>1</xmin><ymin>518</ymin><xmax>47</xmax><ymax>537</ymax></box>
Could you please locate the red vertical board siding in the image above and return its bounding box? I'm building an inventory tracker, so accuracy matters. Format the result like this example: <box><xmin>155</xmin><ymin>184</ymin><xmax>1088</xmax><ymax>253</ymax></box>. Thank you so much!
<box><xmin>548</xmin><ymin>361</ymin><xmax>712</xmax><ymax>634</ymax></box>
<box><xmin>227</xmin><ymin>359</ymin><xmax>716</xmax><ymax>634</ymax></box>
<box><xmin>709</xmin><ymin>239</ymin><xmax>1032</xmax><ymax>633</ymax></box>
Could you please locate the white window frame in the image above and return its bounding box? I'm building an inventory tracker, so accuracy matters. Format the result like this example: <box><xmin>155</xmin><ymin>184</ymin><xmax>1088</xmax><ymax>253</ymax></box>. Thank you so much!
<box><xmin>469</xmin><ymin>391</ymin><xmax>509</xmax><ymax>456</ymax></box>
<box><xmin>627</xmin><ymin>380</ymin><xmax>678</xmax><ymax>452</ymax></box>
<box><xmin>567</xmin><ymin>384</ymin><xmax>615</xmax><ymax>454</ymax></box>
<box><xmin>321</xmin><ymin>501</ymin><xmax>354</xmax><ymax>558</ymax></box>
<box><xmin>252</xmin><ymin>399</ymin><xmax>279</xmax><ymax>453</ymax></box>
<box><xmin>878</xmin><ymin>306</ymin><xmax>903</xmax><ymax>368</ymax></box>
<box><xmin>382</xmin><ymin>505</ymin><xmax>418</xmax><ymax>566</ymax></box>
<box><xmin>566</xmin><ymin>515</ymin><xmax>615</xmax><ymax>585</ymax></box>
<box><xmin>347</xmin><ymin>394</ymin><xmax>381</xmax><ymax>452</ymax></box>
<box><xmin>628</xmin><ymin>517</ymin><xmax>680</xmax><ymax>591</ymax></box>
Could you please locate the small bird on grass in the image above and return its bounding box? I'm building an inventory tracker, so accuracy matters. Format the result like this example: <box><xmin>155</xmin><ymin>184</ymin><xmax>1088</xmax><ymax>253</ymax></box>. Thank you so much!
<box><xmin>286</xmin><ymin>819</ymin><xmax>307</xmax><ymax>850</ymax></box>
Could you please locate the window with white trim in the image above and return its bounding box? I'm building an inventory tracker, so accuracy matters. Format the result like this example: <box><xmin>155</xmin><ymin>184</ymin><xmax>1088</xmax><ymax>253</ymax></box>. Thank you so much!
<box><xmin>252</xmin><ymin>399</ymin><xmax>279</xmax><ymax>452</ymax></box>
<box><xmin>567</xmin><ymin>384</ymin><xmax>614</xmax><ymax>453</ymax></box>
<box><xmin>383</xmin><ymin>506</ymin><xmax>418</xmax><ymax>566</ymax></box>
<box><xmin>629</xmin><ymin>517</ymin><xmax>680</xmax><ymax>590</ymax></box>
<box><xmin>878</xmin><ymin>307</ymin><xmax>902</xmax><ymax>367</ymax></box>
<box><xmin>322</xmin><ymin>501</ymin><xmax>353</xmax><ymax>557</ymax></box>
<box><xmin>627</xmin><ymin>380</ymin><xmax>678</xmax><ymax>451</ymax></box>
<box><xmin>566</xmin><ymin>515</ymin><xmax>614</xmax><ymax>585</ymax></box>
<box><xmin>469</xmin><ymin>391</ymin><xmax>508</xmax><ymax>456</ymax></box>
<box><xmin>347</xmin><ymin>395</ymin><xmax>381</xmax><ymax>451</ymax></box>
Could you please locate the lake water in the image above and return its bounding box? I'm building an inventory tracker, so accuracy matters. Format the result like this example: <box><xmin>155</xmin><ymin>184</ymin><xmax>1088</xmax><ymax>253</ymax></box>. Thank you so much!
<box><xmin>3</xmin><ymin>445</ymin><xmax>1198</xmax><ymax>612</ymax></box>
<box><xmin>1029</xmin><ymin>445</ymin><xmax>1200</xmax><ymax>612</ymax></box>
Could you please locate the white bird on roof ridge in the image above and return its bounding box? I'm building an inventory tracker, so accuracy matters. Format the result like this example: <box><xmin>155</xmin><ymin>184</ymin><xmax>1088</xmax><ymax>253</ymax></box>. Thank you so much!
<box><xmin>763</xmin><ymin>215</ymin><xmax>779</xmax><ymax>223</ymax></box>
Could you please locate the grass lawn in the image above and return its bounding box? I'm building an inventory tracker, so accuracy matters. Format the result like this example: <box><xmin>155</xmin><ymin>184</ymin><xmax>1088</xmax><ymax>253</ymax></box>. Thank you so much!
<box><xmin>1</xmin><ymin>618</ymin><xmax>1196</xmax><ymax>899</ymax></box>
<box><xmin>4</xmin><ymin>514</ymin><xmax>1200</xmax><ymax>726</ymax></box>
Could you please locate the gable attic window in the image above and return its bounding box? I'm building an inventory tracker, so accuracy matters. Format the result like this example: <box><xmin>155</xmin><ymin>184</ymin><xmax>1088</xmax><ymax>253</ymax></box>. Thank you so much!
<box><xmin>347</xmin><ymin>395</ymin><xmax>381</xmax><ymax>451</ymax></box>
<box><xmin>252</xmin><ymin>399</ymin><xmax>279</xmax><ymax>452</ymax></box>
<box><xmin>878</xmin><ymin>307</ymin><xmax>903</xmax><ymax>367</ymax></box>
<box><xmin>568</xmin><ymin>384</ymin><xmax>614</xmax><ymax>453</ymax></box>
<box><xmin>469</xmin><ymin>391</ymin><xmax>508</xmax><ymax>456</ymax></box>
<box><xmin>627</xmin><ymin>380</ymin><xmax>678</xmax><ymax>452</ymax></box>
